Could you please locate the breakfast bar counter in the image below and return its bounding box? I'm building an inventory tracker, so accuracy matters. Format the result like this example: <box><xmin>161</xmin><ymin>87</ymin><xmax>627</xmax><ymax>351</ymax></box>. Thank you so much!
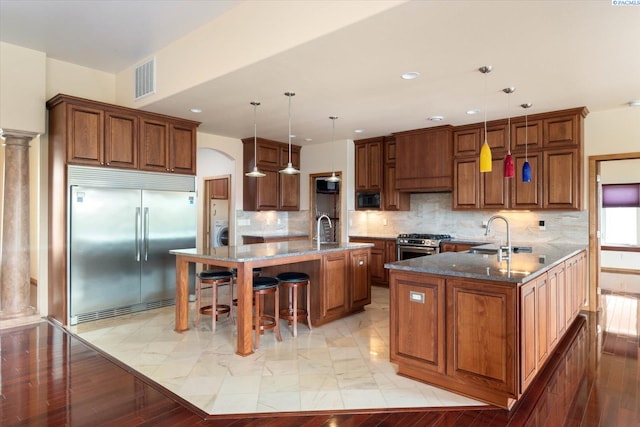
<box><xmin>171</xmin><ymin>240</ymin><xmax>372</xmax><ymax>356</ymax></box>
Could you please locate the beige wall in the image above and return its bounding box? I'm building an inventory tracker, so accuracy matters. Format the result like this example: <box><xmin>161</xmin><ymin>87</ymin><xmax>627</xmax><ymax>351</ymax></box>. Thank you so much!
<box><xmin>0</xmin><ymin>42</ymin><xmax>46</xmax><ymax>133</ymax></box>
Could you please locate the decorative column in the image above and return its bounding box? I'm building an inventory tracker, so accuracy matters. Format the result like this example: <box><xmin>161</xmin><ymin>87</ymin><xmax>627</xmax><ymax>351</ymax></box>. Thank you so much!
<box><xmin>1</xmin><ymin>129</ymin><xmax>38</xmax><ymax>319</ymax></box>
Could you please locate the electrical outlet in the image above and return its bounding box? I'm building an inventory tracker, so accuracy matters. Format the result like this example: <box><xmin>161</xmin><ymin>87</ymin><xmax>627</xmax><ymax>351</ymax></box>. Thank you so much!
<box><xmin>482</xmin><ymin>220</ymin><xmax>488</xmax><ymax>228</ymax></box>
<box><xmin>539</xmin><ymin>220</ymin><xmax>546</xmax><ymax>231</ymax></box>
<box><xmin>383</xmin><ymin>218</ymin><xmax>388</xmax><ymax>226</ymax></box>
<box><xmin>238</xmin><ymin>219</ymin><xmax>250</xmax><ymax>226</ymax></box>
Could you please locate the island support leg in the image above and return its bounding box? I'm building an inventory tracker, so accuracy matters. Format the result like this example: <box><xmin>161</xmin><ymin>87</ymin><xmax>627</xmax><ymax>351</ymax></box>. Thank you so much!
<box><xmin>236</xmin><ymin>264</ymin><xmax>254</xmax><ymax>356</ymax></box>
<box><xmin>174</xmin><ymin>256</ymin><xmax>189</xmax><ymax>332</ymax></box>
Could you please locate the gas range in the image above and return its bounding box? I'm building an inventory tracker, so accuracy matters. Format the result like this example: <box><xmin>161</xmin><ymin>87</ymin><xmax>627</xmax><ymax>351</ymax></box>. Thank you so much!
<box><xmin>396</xmin><ymin>233</ymin><xmax>452</xmax><ymax>260</ymax></box>
<box><xmin>396</xmin><ymin>233</ymin><xmax>452</xmax><ymax>248</ymax></box>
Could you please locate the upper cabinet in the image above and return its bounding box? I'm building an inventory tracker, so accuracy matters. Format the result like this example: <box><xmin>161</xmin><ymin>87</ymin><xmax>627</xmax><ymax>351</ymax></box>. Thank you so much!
<box><xmin>242</xmin><ymin>137</ymin><xmax>301</xmax><ymax>211</ymax></box>
<box><xmin>393</xmin><ymin>125</ymin><xmax>453</xmax><ymax>192</ymax></box>
<box><xmin>354</xmin><ymin>136</ymin><xmax>409</xmax><ymax>211</ymax></box>
<box><xmin>47</xmin><ymin>94</ymin><xmax>199</xmax><ymax>175</ymax></box>
<box><xmin>354</xmin><ymin>137</ymin><xmax>383</xmax><ymax>191</ymax></box>
<box><xmin>452</xmin><ymin>107</ymin><xmax>587</xmax><ymax>211</ymax></box>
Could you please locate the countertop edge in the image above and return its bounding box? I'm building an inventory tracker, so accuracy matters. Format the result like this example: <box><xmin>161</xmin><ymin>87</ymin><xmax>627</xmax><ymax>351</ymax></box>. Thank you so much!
<box><xmin>385</xmin><ymin>244</ymin><xmax>586</xmax><ymax>285</ymax></box>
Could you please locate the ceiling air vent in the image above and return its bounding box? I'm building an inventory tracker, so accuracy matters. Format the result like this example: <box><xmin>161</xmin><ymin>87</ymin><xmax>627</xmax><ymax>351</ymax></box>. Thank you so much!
<box><xmin>135</xmin><ymin>57</ymin><xmax>156</xmax><ymax>100</ymax></box>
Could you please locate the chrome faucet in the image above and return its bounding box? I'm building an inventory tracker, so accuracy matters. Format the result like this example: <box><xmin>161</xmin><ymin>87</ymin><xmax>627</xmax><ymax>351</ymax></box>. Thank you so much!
<box><xmin>316</xmin><ymin>214</ymin><xmax>332</xmax><ymax>249</ymax></box>
<box><xmin>485</xmin><ymin>215</ymin><xmax>511</xmax><ymax>262</ymax></box>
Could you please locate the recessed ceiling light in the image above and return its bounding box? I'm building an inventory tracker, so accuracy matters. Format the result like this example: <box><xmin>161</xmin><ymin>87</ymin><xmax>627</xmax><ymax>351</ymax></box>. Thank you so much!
<box><xmin>466</xmin><ymin>109</ymin><xmax>480</xmax><ymax>115</ymax></box>
<box><xmin>429</xmin><ymin>116</ymin><xmax>444</xmax><ymax>121</ymax></box>
<box><xmin>304</xmin><ymin>138</ymin><xmax>313</xmax><ymax>142</ymax></box>
<box><xmin>629</xmin><ymin>100</ymin><xmax>640</xmax><ymax>107</ymax></box>
<box><xmin>190</xmin><ymin>108</ymin><xmax>202</xmax><ymax>113</ymax></box>
<box><xmin>354</xmin><ymin>129</ymin><xmax>364</xmax><ymax>133</ymax></box>
<box><xmin>401</xmin><ymin>72</ymin><xmax>420</xmax><ymax>80</ymax></box>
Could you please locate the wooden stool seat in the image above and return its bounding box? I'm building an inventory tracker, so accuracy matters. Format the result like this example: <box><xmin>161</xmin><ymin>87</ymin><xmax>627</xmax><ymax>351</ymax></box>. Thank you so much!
<box><xmin>196</xmin><ymin>270</ymin><xmax>233</xmax><ymax>333</ymax></box>
<box><xmin>252</xmin><ymin>276</ymin><xmax>282</xmax><ymax>349</ymax></box>
<box><xmin>277</xmin><ymin>272</ymin><xmax>312</xmax><ymax>337</ymax></box>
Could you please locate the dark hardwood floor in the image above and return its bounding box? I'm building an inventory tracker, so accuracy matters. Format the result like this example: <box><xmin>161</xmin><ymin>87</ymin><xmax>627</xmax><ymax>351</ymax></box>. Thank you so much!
<box><xmin>1</xmin><ymin>295</ymin><xmax>638</xmax><ymax>426</ymax></box>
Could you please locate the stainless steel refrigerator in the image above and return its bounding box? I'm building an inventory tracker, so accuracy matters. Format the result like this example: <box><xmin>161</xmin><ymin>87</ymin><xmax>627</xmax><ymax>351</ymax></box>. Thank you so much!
<box><xmin>68</xmin><ymin>166</ymin><xmax>196</xmax><ymax>324</ymax></box>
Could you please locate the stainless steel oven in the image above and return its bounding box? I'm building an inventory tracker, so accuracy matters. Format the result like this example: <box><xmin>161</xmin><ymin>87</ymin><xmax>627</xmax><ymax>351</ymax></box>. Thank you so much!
<box><xmin>396</xmin><ymin>233</ymin><xmax>451</xmax><ymax>261</ymax></box>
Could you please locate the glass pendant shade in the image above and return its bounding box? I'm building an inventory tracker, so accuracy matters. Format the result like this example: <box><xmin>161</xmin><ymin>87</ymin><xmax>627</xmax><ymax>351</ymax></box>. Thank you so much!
<box><xmin>504</xmin><ymin>153</ymin><xmax>515</xmax><ymax>178</ymax></box>
<box><xmin>245</xmin><ymin>101</ymin><xmax>266</xmax><ymax>177</ymax></box>
<box><xmin>280</xmin><ymin>92</ymin><xmax>300</xmax><ymax>175</ymax></box>
<box><xmin>522</xmin><ymin>160</ymin><xmax>532</xmax><ymax>182</ymax></box>
<box><xmin>326</xmin><ymin>172</ymin><xmax>340</xmax><ymax>182</ymax></box>
<box><xmin>480</xmin><ymin>140</ymin><xmax>492</xmax><ymax>172</ymax></box>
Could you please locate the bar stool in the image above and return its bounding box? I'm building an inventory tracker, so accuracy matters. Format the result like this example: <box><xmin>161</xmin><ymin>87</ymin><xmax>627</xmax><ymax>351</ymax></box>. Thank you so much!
<box><xmin>276</xmin><ymin>272</ymin><xmax>312</xmax><ymax>337</ymax></box>
<box><xmin>252</xmin><ymin>276</ymin><xmax>282</xmax><ymax>349</ymax></box>
<box><xmin>195</xmin><ymin>270</ymin><xmax>233</xmax><ymax>333</ymax></box>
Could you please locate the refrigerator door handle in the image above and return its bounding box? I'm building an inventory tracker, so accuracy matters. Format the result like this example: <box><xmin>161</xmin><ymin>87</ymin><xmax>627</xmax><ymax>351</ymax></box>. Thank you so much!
<box><xmin>135</xmin><ymin>207</ymin><xmax>141</xmax><ymax>262</ymax></box>
<box><xmin>144</xmin><ymin>207</ymin><xmax>150</xmax><ymax>261</ymax></box>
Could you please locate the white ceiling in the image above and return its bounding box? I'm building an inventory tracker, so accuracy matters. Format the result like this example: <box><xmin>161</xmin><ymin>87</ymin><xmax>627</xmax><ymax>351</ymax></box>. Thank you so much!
<box><xmin>1</xmin><ymin>0</ymin><xmax>640</xmax><ymax>145</ymax></box>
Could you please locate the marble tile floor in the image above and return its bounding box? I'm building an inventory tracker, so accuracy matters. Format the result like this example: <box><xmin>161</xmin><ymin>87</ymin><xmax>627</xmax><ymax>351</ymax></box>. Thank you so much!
<box><xmin>69</xmin><ymin>286</ymin><xmax>487</xmax><ymax>416</ymax></box>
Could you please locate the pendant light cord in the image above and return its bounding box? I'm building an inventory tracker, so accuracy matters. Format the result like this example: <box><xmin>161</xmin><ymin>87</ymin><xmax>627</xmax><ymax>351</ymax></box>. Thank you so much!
<box><xmin>253</xmin><ymin>101</ymin><xmax>259</xmax><ymax>162</ymax></box>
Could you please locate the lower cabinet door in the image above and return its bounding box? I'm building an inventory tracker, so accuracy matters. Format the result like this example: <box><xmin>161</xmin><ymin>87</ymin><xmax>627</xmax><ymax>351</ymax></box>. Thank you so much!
<box><xmin>446</xmin><ymin>279</ymin><xmax>517</xmax><ymax>396</ymax></box>
<box><xmin>390</xmin><ymin>272</ymin><xmax>445</xmax><ymax>374</ymax></box>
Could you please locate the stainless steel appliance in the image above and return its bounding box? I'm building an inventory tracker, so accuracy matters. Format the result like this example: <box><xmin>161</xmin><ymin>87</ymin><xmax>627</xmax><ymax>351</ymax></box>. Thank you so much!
<box><xmin>68</xmin><ymin>166</ymin><xmax>196</xmax><ymax>325</ymax></box>
<box><xmin>356</xmin><ymin>191</ymin><xmax>381</xmax><ymax>209</ymax></box>
<box><xmin>396</xmin><ymin>233</ymin><xmax>452</xmax><ymax>260</ymax></box>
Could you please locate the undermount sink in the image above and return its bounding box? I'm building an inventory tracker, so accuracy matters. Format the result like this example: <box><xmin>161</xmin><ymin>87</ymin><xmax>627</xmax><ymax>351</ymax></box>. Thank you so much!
<box><xmin>469</xmin><ymin>245</ymin><xmax>533</xmax><ymax>255</ymax></box>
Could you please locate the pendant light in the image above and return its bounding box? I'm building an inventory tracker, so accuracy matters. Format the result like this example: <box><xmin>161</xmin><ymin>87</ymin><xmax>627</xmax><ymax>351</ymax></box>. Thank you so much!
<box><xmin>279</xmin><ymin>91</ymin><xmax>300</xmax><ymax>175</ymax></box>
<box><xmin>502</xmin><ymin>87</ymin><xmax>515</xmax><ymax>178</ymax></box>
<box><xmin>479</xmin><ymin>66</ymin><xmax>493</xmax><ymax>173</ymax></box>
<box><xmin>326</xmin><ymin>116</ymin><xmax>341</xmax><ymax>182</ymax></box>
<box><xmin>521</xmin><ymin>103</ymin><xmax>533</xmax><ymax>182</ymax></box>
<box><xmin>245</xmin><ymin>101</ymin><xmax>266</xmax><ymax>177</ymax></box>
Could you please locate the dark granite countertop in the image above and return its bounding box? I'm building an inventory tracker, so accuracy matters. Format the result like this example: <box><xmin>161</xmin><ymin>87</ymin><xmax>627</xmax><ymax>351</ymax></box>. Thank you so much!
<box><xmin>385</xmin><ymin>242</ymin><xmax>586</xmax><ymax>284</ymax></box>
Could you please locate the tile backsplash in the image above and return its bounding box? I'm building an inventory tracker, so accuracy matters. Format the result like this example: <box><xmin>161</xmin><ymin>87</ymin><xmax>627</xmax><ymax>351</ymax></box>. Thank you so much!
<box><xmin>236</xmin><ymin>193</ymin><xmax>588</xmax><ymax>246</ymax></box>
<box><xmin>348</xmin><ymin>193</ymin><xmax>588</xmax><ymax>245</ymax></box>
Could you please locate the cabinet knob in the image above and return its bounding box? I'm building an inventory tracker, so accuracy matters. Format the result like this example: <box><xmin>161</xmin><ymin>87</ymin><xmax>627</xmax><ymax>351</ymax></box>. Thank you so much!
<box><xmin>359</xmin><ymin>260</ymin><xmax>364</xmax><ymax>266</ymax></box>
<box><xmin>100</xmin><ymin>161</ymin><xmax>104</xmax><ymax>165</ymax></box>
<box><xmin>171</xmin><ymin>168</ymin><xmax>175</xmax><ymax>172</ymax></box>
<box><xmin>106</xmin><ymin>162</ymin><xmax>110</xmax><ymax>166</ymax></box>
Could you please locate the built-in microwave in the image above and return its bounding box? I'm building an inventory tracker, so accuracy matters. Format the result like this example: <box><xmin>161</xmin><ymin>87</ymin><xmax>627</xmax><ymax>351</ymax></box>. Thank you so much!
<box><xmin>356</xmin><ymin>191</ymin><xmax>381</xmax><ymax>209</ymax></box>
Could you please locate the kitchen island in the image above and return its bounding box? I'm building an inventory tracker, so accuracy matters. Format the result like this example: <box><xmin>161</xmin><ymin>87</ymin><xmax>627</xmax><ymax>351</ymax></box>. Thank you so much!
<box><xmin>385</xmin><ymin>243</ymin><xmax>587</xmax><ymax>409</ymax></box>
<box><xmin>171</xmin><ymin>240</ymin><xmax>372</xmax><ymax>356</ymax></box>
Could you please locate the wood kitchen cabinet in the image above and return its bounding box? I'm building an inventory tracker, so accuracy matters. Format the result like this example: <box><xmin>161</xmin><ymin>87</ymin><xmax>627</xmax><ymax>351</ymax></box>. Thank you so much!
<box><xmin>543</xmin><ymin>148</ymin><xmax>580</xmax><ymax>210</ymax></box>
<box><xmin>354</xmin><ymin>136</ymin><xmax>408</xmax><ymax>211</ymax></box>
<box><xmin>139</xmin><ymin>118</ymin><xmax>197</xmax><ymax>174</ymax></box>
<box><xmin>393</xmin><ymin>125</ymin><xmax>453</xmax><ymax>192</ymax></box>
<box><xmin>349</xmin><ymin>237</ymin><xmax>396</xmax><ymax>286</ymax></box>
<box><xmin>318</xmin><ymin>251</ymin><xmax>349</xmax><ymax>323</ymax></box>
<box><xmin>65</xmin><ymin>102</ymin><xmax>139</xmax><ymax>170</ymax></box>
<box><xmin>439</xmin><ymin>241</ymin><xmax>476</xmax><ymax>253</ymax></box>
<box><xmin>355</xmin><ymin>137</ymin><xmax>383</xmax><ymax>191</ymax></box>
<box><xmin>49</xmin><ymin>94</ymin><xmax>198</xmax><ymax>175</ymax></box>
<box><xmin>242</xmin><ymin>137</ymin><xmax>300</xmax><ymax>211</ymax></box>
<box><xmin>390</xmin><ymin>272</ymin><xmax>446</xmax><ymax>374</ymax></box>
<box><xmin>452</xmin><ymin>107</ymin><xmax>587</xmax><ymax>211</ymax></box>
<box><xmin>350</xmin><ymin>249</ymin><xmax>372</xmax><ymax>310</ymax></box>
<box><xmin>383</xmin><ymin>136</ymin><xmax>410</xmax><ymax>211</ymax></box>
